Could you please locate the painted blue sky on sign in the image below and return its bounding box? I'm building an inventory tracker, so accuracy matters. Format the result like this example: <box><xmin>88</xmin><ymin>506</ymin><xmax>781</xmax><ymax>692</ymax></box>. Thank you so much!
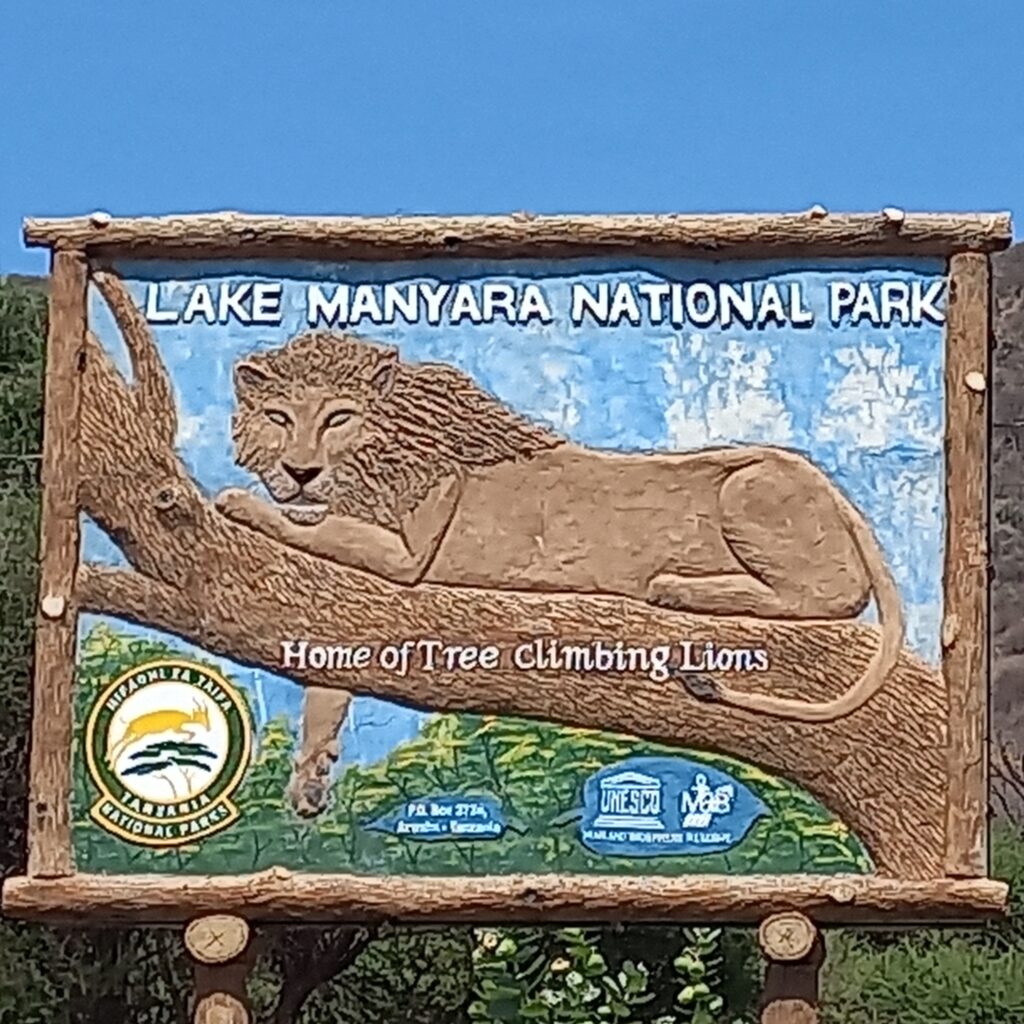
<box><xmin>81</xmin><ymin>256</ymin><xmax>946</xmax><ymax>764</ymax></box>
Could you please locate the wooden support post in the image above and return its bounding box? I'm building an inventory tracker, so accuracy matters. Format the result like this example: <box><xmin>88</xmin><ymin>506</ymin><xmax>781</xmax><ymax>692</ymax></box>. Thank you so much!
<box><xmin>943</xmin><ymin>250</ymin><xmax>990</xmax><ymax>877</ymax></box>
<box><xmin>28</xmin><ymin>247</ymin><xmax>87</xmax><ymax>877</ymax></box>
<box><xmin>184</xmin><ymin>914</ymin><xmax>253</xmax><ymax>1024</ymax></box>
<box><xmin>758</xmin><ymin>912</ymin><xmax>823</xmax><ymax>1024</ymax></box>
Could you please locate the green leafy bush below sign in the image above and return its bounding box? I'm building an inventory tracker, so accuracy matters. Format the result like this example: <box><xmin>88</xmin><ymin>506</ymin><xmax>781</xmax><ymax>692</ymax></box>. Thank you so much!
<box><xmin>72</xmin><ymin>624</ymin><xmax>873</xmax><ymax>876</ymax></box>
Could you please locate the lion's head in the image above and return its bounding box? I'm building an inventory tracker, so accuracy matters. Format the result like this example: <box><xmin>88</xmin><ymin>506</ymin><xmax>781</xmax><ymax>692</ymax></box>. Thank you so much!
<box><xmin>231</xmin><ymin>331</ymin><xmax>564</xmax><ymax>529</ymax></box>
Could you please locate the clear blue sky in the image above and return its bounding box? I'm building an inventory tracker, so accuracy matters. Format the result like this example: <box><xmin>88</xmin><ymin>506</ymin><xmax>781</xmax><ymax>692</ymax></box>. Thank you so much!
<box><xmin>2</xmin><ymin>1</ymin><xmax>1023</xmax><ymax>275</ymax></box>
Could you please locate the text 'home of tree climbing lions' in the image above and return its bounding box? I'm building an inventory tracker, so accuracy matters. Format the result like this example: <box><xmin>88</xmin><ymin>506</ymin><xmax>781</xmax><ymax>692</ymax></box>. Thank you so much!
<box><xmin>278</xmin><ymin>638</ymin><xmax>772</xmax><ymax>681</ymax></box>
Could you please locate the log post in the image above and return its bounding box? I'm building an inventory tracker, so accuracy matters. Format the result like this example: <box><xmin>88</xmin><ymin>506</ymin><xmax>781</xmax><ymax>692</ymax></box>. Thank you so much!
<box><xmin>943</xmin><ymin>250</ymin><xmax>990</xmax><ymax>877</ymax></box>
<box><xmin>184</xmin><ymin>914</ymin><xmax>253</xmax><ymax>1024</ymax></box>
<box><xmin>758</xmin><ymin>912</ymin><xmax>824</xmax><ymax>1024</ymax></box>
<box><xmin>28</xmin><ymin>247</ymin><xmax>88</xmax><ymax>877</ymax></box>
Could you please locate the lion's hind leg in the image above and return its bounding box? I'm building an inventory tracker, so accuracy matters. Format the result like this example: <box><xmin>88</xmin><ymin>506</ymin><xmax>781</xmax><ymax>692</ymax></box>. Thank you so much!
<box><xmin>288</xmin><ymin>686</ymin><xmax>353</xmax><ymax>817</ymax></box>
<box><xmin>647</xmin><ymin>571</ymin><xmax>799</xmax><ymax>616</ymax></box>
<box><xmin>647</xmin><ymin>458</ymin><xmax>869</xmax><ymax>620</ymax></box>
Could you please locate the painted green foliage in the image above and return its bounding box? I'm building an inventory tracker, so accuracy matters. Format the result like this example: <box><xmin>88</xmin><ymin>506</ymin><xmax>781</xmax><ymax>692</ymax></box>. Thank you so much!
<box><xmin>73</xmin><ymin>624</ymin><xmax>872</xmax><ymax>876</ymax></box>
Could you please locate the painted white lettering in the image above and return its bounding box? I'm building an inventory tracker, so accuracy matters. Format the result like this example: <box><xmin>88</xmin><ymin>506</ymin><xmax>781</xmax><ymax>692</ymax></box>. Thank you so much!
<box><xmin>608</xmin><ymin>282</ymin><xmax>643</xmax><ymax>326</ymax></box>
<box><xmin>182</xmin><ymin>284</ymin><xmax>217</xmax><ymax>324</ymax></box>
<box><xmin>251</xmin><ymin>283</ymin><xmax>282</xmax><ymax>324</ymax></box>
<box><xmin>349</xmin><ymin>286</ymin><xmax>383</xmax><ymax>324</ymax></box>
<box><xmin>145</xmin><ymin>284</ymin><xmax>179</xmax><ymax>323</ymax></box>
<box><xmin>571</xmin><ymin>283</ymin><xmax>608</xmax><ymax>325</ymax></box>
<box><xmin>829</xmin><ymin>282</ymin><xmax>857</xmax><ymax>324</ymax></box>
<box><xmin>911</xmin><ymin>280</ymin><xmax>946</xmax><ymax>325</ymax></box>
<box><xmin>517</xmin><ymin>283</ymin><xmax>552</xmax><ymax>324</ymax></box>
<box><xmin>421</xmin><ymin>283</ymin><xmax>451</xmax><ymax>325</ymax></box>
<box><xmin>636</xmin><ymin>282</ymin><xmax>670</xmax><ymax>324</ymax></box>
<box><xmin>719</xmin><ymin>282</ymin><xmax>755</xmax><ymax>328</ymax></box>
<box><xmin>450</xmin><ymin>283</ymin><xmax>483</xmax><ymax>323</ymax></box>
<box><xmin>307</xmin><ymin>284</ymin><xmax>348</xmax><ymax>327</ymax></box>
<box><xmin>218</xmin><ymin>282</ymin><xmax>252</xmax><ymax>323</ymax></box>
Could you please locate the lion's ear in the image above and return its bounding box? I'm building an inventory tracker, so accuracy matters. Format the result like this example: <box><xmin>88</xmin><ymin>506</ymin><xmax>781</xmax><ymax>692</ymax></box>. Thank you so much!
<box><xmin>369</xmin><ymin>352</ymin><xmax>397</xmax><ymax>398</ymax></box>
<box><xmin>234</xmin><ymin>360</ymin><xmax>271</xmax><ymax>392</ymax></box>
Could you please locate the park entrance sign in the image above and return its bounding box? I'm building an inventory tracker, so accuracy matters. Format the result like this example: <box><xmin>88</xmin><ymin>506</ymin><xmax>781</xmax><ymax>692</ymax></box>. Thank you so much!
<box><xmin>0</xmin><ymin>210</ymin><xmax>1012</xmax><ymax>1014</ymax></box>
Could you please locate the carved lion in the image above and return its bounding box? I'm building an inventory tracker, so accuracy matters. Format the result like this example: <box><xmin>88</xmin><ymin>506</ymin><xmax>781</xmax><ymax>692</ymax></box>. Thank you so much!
<box><xmin>216</xmin><ymin>331</ymin><xmax>904</xmax><ymax>737</ymax></box>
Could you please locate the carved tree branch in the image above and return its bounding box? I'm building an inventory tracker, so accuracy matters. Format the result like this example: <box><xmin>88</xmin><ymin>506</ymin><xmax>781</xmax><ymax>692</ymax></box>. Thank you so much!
<box><xmin>74</xmin><ymin>270</ymin><xmax>950</xmax><ymax>878</ymax></box>
<box><xmin>92</xmin><ymin>269</ymin><xmax>177</xmax><ymax>447</ymax></box>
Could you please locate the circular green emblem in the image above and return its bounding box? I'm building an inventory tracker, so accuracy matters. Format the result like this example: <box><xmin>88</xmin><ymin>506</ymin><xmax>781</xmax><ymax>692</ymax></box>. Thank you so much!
<box><xmin>84</xmin><ymin>659</ymin><xmax>252</xmax><ymax>847</ymax></box>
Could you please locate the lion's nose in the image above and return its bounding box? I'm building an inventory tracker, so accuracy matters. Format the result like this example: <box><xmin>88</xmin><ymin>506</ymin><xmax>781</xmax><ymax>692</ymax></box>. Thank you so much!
<box><xmin>282</xmin><ymin>463</ymin><xmax>322</xmax><ymax>487</ymax></box>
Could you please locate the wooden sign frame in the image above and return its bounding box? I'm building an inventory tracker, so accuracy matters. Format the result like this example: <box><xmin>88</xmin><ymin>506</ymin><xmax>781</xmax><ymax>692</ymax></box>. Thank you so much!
<box><xmin>2</xmin><ymin>209</ymin><xmax>1012</xmax><ymax>927</ymax></box>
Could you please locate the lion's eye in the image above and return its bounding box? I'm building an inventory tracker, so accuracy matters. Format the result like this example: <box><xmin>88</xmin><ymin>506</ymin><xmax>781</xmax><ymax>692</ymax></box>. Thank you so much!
<box><xmin>324</xmin><ymin>410</ymin><xmax>355</xmax><ymax>429</ymax></box>
<box><xmin>265</xmin><ymin>409</ymin><xmax>291</xmax><ymax>427</ymax></box>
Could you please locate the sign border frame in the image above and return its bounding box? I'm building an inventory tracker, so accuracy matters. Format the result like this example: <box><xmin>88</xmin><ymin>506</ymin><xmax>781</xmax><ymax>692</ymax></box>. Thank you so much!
<box><xmin>5</xmin><ymin>210</ymin><xmax>1009</xmax><ymax>924</ymax></box>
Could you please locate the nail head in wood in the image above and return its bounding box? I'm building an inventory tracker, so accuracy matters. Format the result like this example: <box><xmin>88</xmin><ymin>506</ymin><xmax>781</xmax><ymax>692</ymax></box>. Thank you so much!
<box><xmin>88</xmin><ymin>210</ymin><xmax>112</xmax><ymax>228</ymax></box>
<box><xmin>807</xmin><ymin>204</ymin><xmax>828</xmax><ymax>220</ymax></box>
<box><xmin>882</xmin><ymin>206</ymin><xmax>906</xmax><ymax>225</ymax></box>
<box><xmin>194</xmin><ymin>992</ymin><xmax>249</xmax><ymax>1024</ymax></box>
<box><xmin>758</xmin><ymin>912</ymin><xmax>818</xmax><ymax>962</ymax></box>
<box><xmin>40</xmin><ymin>593</ymin><xmax>66</xmax><ymax>619</ymax></box>
<box><xmin>964</xmin><ymin>370</ymin><xmax>986</xmax><ymax>393</ymax></box>
<box><xmin>185</xmin><ymin>914</ymin><xmax>250</xmax><ymax>965</ymax></box>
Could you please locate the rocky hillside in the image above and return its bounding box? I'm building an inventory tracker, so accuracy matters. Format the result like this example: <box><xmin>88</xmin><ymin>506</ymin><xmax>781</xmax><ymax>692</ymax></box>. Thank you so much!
<box><xmin>991</xmin><ymin>244</ymin><xmax>1024</xmax><ymax>812</ymax></box>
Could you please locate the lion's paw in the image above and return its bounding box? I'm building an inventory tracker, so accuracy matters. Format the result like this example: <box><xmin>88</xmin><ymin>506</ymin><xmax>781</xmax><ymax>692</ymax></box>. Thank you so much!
<box><xmin>287</xmin><ymin>746</ymin><xmax>339</xmax><ymax>818</ymax></box>
<box><xmin>215</xmin><ymin>487</ymin><xmax>261</xmax><ymax>525</ymax></box>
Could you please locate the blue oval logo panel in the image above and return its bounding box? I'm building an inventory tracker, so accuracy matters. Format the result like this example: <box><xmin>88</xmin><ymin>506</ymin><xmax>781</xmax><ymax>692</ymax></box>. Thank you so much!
<box><xmin>580</xmin><ymin>756</ymin><xmax>767</xmax><ymax>857</ymax></box>
<box><xmin>365</xmin><ymin>795</ymin><xmax>506</xmax><ymax>842</ymax></box>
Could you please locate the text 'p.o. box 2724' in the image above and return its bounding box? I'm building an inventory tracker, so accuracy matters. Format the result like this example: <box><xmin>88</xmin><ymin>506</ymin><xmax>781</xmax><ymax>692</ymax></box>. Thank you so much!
<box><xmin>1</xmin><ymin>210</ymin><xmax>1012</xmax><ymax>927</ymax></box>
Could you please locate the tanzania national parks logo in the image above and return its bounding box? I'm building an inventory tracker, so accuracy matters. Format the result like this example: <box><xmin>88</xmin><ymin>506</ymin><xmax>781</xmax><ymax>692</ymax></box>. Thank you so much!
<box><xmin>84</xmin><ymin>659</ymin><xmax>252</xmax><ymax>847</ymax></box>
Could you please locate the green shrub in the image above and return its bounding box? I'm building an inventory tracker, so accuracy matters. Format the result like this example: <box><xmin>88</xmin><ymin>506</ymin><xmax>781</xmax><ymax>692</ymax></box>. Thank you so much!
<box><xmin>469</xmin><ymin>926</ymin><xmax>753</xmax><ymax>1024</ymax></box>
<box><xmin>820</xmin><ymin>823</ymin><xmax>1024</xmax><ymax>1024</ymax></box>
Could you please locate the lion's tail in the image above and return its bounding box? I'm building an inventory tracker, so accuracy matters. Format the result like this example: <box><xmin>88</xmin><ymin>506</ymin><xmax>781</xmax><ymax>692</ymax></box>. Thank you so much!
<box><xmin>714</xmin><ymin>486</ymin><xmax>905</xmax><ymax>724</ymax></box>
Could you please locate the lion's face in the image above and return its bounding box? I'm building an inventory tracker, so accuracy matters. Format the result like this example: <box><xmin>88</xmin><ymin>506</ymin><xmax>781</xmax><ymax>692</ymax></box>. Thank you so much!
<box><xmin>230</xmin><ymin>330</ymin><xmax>563</xmax><ymax>530</ymax></box>
<box><xmin>231</xmin><ymin>334</ymin><xmax>394</xmax><ymax>526</ymax></box>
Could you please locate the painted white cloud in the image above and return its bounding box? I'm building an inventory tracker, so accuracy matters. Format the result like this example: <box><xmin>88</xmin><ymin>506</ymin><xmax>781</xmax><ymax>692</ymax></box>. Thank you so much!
<box><xmin>535</xmin><ymin>353</ymin><xmax>582</xmax><ymax>432</ymax></box>
<box><xmin>661</xmin><ymin>333</ymin><xmax>794</xmax><ymax>449</ymax></box>
<box><xmin>815</xmin><ymin>341</ymin><xmax>941</xmax><ymax>451</ymax></box>
<box><xmin>176</xmin><ymin>409</ymin><xmax>207</xmax><ymax>446</ymax></box>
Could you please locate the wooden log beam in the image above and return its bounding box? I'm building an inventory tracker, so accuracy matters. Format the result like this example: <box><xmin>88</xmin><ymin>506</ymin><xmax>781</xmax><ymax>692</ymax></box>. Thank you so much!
<box><xmin>23</xmin><ymin>210</ymin><xmax>1012</xmax><ymax>260</ymax></box>
<box><xmin>759</xmin><ymin>913</ymin><xmax>824</xmax><ymax>1024</ymax></box>
<box><xmin>1</xmin><ymin>871</ymin><xmax>1008</xmax><ymax>925</ymax></box>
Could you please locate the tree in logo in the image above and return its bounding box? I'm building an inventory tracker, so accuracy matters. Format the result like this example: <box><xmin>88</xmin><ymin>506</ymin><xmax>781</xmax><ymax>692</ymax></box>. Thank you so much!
<box><xmin>121</xmin><ymin>738</ymin><xmax>219</xmax><ymax>800</ymax></box>
<box><xmin>107</xmin><ymin>697</ymin><xmax>216</xmax><ymax>800</ymax></box>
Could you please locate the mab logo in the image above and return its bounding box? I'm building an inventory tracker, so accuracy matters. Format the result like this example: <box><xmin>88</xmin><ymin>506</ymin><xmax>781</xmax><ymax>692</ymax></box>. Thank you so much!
<box><xmin>679</xmin><ymin>772</ymin><xmax>735</xmax><ymax>829</ymax></box>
